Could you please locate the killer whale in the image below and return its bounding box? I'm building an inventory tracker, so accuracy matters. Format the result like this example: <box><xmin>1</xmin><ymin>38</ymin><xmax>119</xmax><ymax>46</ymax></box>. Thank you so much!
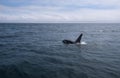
<box><xmin>62</xmin><ymin>33</ymin><xmax>83</xmax><ymax>44</ymax></box>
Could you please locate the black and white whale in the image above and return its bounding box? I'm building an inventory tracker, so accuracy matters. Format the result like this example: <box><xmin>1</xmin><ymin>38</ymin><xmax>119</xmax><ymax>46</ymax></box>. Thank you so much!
<box><xmin>62</xmin><ymin>33</ymin><xmax>83</xmax><ymax>44</ymax></box>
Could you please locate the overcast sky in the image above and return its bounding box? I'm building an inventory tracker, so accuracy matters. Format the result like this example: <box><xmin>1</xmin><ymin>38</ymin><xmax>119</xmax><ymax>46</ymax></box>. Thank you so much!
<box><xmin>0</xmin><ymin>0</ymin><xmax>120</xmax><ymax>23</ymax></box>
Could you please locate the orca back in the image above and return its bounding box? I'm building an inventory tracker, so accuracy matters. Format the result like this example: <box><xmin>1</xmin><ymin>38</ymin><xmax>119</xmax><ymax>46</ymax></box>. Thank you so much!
<box><xmin>62</xmin><ymin>33</ymin><xmax>83</xmax><ymax>44</ymax></box>
<box><xmin>62</xmin><ymin>40</ymin><xmax>74</xmax><ymax>44</ymax></box>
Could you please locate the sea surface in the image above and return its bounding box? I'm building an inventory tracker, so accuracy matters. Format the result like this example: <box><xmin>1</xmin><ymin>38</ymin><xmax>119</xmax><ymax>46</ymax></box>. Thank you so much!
<box><xmin>0</xmin><ymin>23</ymin><xmax>120</xmax><ymax>78</ymax></box>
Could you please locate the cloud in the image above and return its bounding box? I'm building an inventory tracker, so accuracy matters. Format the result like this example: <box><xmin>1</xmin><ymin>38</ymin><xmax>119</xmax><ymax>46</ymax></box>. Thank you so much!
<box><xmin>0</xmin><ymin>0</ymin><xmax>120</xmax><ymax>22</ymax></box>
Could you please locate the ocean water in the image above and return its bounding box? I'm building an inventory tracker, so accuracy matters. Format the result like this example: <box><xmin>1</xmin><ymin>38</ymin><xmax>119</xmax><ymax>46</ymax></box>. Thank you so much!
<box><xmin>0</xmin><ymin>23</ymin><xmax>120</xmax><ymax>78</ymax></box>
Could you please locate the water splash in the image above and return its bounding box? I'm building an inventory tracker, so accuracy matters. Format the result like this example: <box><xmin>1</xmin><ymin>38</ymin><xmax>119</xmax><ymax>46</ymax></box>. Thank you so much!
<box><xmin>75</xmin><ymin>41</ymin><xmax>87</xmax><ymax>45</ymax></box>
<box><xmin>81</xmin><ymin>41</ymin><xmax>87</xmax><ymax>45</ymax></box>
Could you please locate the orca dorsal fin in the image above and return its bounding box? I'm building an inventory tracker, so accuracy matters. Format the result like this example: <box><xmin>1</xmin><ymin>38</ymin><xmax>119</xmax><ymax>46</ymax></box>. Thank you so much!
<box><xmin>75</xmin><ymin>33</ymin><xmax>83</xmax><ymax>43</ymax></box>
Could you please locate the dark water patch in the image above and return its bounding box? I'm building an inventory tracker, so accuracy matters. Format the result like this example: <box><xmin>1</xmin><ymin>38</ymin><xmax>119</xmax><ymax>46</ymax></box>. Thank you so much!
<box><xmin>0</xmin><ymin>35</ymin><xmax>19</xmax><ymax>39</ymax></box>
<box><xmin>0</xmin><ymin>44</ymin><xmax>5</xmax><ymax>47</ymax></box>
<box><xmin>0</xmin><ymin>63</ymin><xmax>30</xmax><ymax>78</ymax></box>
